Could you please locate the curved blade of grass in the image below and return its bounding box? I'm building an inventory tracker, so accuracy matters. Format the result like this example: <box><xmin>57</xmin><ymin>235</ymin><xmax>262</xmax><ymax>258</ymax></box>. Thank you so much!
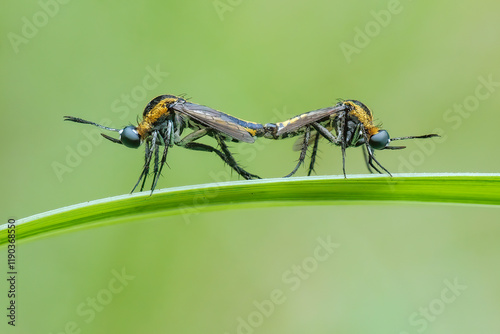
<box><xmin>2</xmin><ymin>173</ymin><xmax>500</xmax><ymax>246</ymax></box>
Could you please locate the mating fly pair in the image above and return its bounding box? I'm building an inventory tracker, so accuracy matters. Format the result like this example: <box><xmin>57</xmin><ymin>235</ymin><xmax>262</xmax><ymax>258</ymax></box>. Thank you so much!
<box><xmin>65</xmin><ymin>95</ymin><xmax>438</xmax><ymax>193</ymax></box>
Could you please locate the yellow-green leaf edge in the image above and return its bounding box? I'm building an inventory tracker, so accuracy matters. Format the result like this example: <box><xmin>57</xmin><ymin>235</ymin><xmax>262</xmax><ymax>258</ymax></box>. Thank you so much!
<box><xmin>2</xmin><ymin>173</ymin><xmax>499</xmax><ymax>246</ymax></box>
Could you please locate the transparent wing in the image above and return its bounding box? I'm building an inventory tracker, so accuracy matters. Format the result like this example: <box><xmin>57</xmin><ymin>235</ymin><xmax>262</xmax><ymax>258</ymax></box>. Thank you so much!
<box><xmin>174</xmin><ymin>102</ymin><xmax>255</xmax><ymax>143</ymax></box>
<box><xmin>276</xmin><ymin>105</ymin><xmax>345</xmax><ymax>136</ymax></box>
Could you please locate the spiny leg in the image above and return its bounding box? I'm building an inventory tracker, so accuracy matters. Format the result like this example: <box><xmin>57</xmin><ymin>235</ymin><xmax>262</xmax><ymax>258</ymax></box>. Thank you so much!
<box><xmin>370</xmin><ymin>155</ymin><xmax>392</xmax><ymax>176</ymax></box>
<box><xmin>215</xmin><ymin>135</ymin><xmax>261</xmax><ymax>180</ymax></box>
<box><xmin>360</xmin><ymin>130</ymin><xmax>381</xmax><ymax>174</ymax></box>
<box><xmin>364</xmin><ymin>143</ymin><xmax>383</xmax><ymax>174</ymax></box>
<box><xmin>183</xmin><ymin>141</ymin><xmax>259</xmax><ymax>179</ymax></box>
<box><xmin>365</xmin><ymin>143</ymin><xmax>392</xmax><ymax>176</ymax></box>
<box><xmin>176</xmin><ymin>128</ymin><xmax>208</xmax><ymax>146</ymax></box>
<box><xmin>307</xmin><ymin>133</ymin><xmax>320</xmax><ymax>176</ymax></box>
<box><xmin>178</xmin><ymin>129</ymin><xmax>260</xmax><ymax>180</ymax></box>
<box><xmin>285</xmin><ymin>125</ymin><xmax>311</xmax><ymax>177</ymax></box>
<box><xmin>183</xmin><ymin>142</ymin><xmax>227</xmax><ymax>162</ymax></box>
<box><xmin>131</xmin><ymin>140</ymin><xmax>152</xmax><ymax>193</ymax></box>
<box><xmin>338</xmin><ymin>114</ymin><xmax>348</xmax><ymax>178</ymax></box>
<box><xmin>341</xmin><ymin>145</ymin><xmax>347</xmax><ymax>178</ymax></box>
<box><xmin>150</xmin><ymin>140</ymin><xmax>160</xmax><ymax>193</ymax></box>
<box><xmin>311</xmin><ymin>122</ymin><xmax>339</xmax><ymax>145</ymax></box>
<box><xmin>311</xmin><ymin>122</ymin><xmax>346</xmax><ymax>176</ymax></box>
<box><xmin>362</xmin><ymin>145</ymin><xmax>375</xmax><ymax>173</ymax></box>
<box><xmin>131</xmin><ymin>131</ymin><xmax>159</xmax><ymax>193</ymax></box>
<box><xmin>178</xmin><ymin>129</ymin><xmax>229</xmax><ymax>164</ymax></box>
<box><xmin>366</xmin><ymin>147</ymin><xmax>383</xmax><ymax>174</ymax></box>
<box><xmin>177</xmin><ymin>129</ymin><xmax>246</xmax><ymax>177</ymax></box>
<box><xmin>150</xmin><ymin>122</ymin><xmax>173</xmax><ymax>193</ymax></box>
<box><xmin>141</xmin><ymin>132</ymin><xmax>159</xmax><ymax>191</ymax></box>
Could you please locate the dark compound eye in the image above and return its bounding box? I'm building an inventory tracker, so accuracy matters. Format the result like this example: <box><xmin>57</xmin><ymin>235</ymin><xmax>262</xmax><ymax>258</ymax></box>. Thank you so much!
<box><xmin>120</xmin><ymin>126</ymin><xmax>141</xmax><ymax>148</ymax></box>
<box><xmin>369</xmin><ymin>130</ymin><xmax>390</xmax><ymax>150</ymax></box>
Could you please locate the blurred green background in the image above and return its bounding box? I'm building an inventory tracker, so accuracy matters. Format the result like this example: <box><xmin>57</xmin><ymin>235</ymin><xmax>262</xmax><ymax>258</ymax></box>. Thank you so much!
<box><xmin>1</xmin><ymin>0</ymin><xmax>500</xmax><ymax>333</ymax></box>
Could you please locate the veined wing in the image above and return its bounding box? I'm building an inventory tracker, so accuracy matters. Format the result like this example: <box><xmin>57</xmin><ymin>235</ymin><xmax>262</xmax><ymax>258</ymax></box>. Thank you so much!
<box><xmin>173</xmin><ymin>102</ymin><xmax>256</xmax><ymax>143</ymax></box>
<box><xmin>276</xmin><ymin>104</ymin><xmax>346</xmax><ymax>136</ymax></box>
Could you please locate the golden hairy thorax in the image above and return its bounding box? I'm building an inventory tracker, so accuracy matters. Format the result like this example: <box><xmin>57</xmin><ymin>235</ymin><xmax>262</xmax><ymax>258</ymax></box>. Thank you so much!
<box><xmin>343</xmin><ymin>100</ymin><xmax>380</xmax><ymax>136</ymax></box>
<box><xmin>136</xmin><ymin>97</ymin><xmax>178</xmax><ymax>137</ymax></box>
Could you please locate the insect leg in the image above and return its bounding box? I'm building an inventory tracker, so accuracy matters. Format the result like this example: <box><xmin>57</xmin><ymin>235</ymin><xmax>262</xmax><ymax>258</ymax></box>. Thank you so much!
<box><xmin>338</xmin><ymin>115</ymin><xmax>348</xmax><ymax>178</ymax></box>
<box><xmin>150</xmin><ymin>122</ymin><xmax>173</xmax><ymax>193</ymax></box>
<box><xmin>284</xmin><ymin>125</ymin><xmax>311</xmax><ymax>177</ymax></box>
<box><xmin>311</xmin><ymin>121</ymin><xmax>348</xmax><ymax>177</ymax></box>
<box><xmin>215</xmin><ymin>135</ymin><xmax>261</xmax><ymax>180</ymax></box>
<box><xmin>366</xmin><ymin>147</ymin><xmax>383</xmax><ymax>174</ymax></box>
<box><xmin>307</xmin><ymin>133</ymin><xmax>320</xmax><ymax>176</ymax></box>
<box><xmin>362</xmin><ymin>145</ymin><xmax>375</xmax><ymax>173</ymax></box>
<box><xmin>371</xmin><ymin>155</ymin><xmax>392</xmax><ymax>176</ymax></box>
<box><xmin>341</xmin><ymin>146</ymin><xmax>347</xmax><ymax>178</ymax></box>
<box><xmin>311</xmin><ymin>122</ymin><xmax>339</xmax><ymax>144</ymax></box>
<box><xmin>149</xmin><ymin>139</ymin><xmax>160</xmax><ymax>193</ymax></box>
<box><xmin>183</xmin><ymin>142</ymin><xmax>227</xmax><ymax>162</ymax></box>
<box><xmin>131</xmin><ymin>140</ymin><xmax>151</xmax><ymax>193</ymax></box>
<box><xmin>178</xmin><ymin>129</ymin><xmax>236</xmax><ymax>174</ymax></box>
<box><xmin>176</xmin><ymin>128</ymin><xmax>208</xmax><ymax>146</ymax></box>
<box><xmin>365</xmin><ymin>143</ymin><xmax>392</xmax><ymax>176</ymax></box>
<box><xmin>142</xmin><ymin>132</ymin><xmax>159</xmax><ymax>191</ymax></box>
<box><xmin>183</xmin><ymin>141</ymin><xmax>259</xmax><ymax>179</ymax></box>
<box><xmin>130</xmin><ymin>131</ymin><xmax>158</xmax><ymax>193</ymax></box>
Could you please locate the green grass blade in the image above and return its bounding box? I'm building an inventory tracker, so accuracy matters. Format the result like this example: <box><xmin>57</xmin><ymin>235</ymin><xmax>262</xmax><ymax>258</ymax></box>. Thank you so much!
<box><xmin>2</xmin><ymin>173</ymin><xmax>499</xmax><ymax>246</ymax></box>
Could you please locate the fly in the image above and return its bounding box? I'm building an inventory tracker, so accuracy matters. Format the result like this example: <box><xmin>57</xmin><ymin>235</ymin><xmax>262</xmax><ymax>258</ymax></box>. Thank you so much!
<box><xmin>65</xmin><ymin>95</ymin><xmax>264</xmax><ymax>193</ymax></box>
<box><xmin>262</xmin><ymin>99</ymin><xmax>439</xmax><ymax>177</ymax></box>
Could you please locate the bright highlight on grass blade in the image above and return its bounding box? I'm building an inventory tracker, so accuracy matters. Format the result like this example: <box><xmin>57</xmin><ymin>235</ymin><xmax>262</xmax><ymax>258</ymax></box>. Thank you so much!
<box><xmin>1</xmin><ymin>173</ymin><xmax>499</xmax><ymax>246</ymax></box>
